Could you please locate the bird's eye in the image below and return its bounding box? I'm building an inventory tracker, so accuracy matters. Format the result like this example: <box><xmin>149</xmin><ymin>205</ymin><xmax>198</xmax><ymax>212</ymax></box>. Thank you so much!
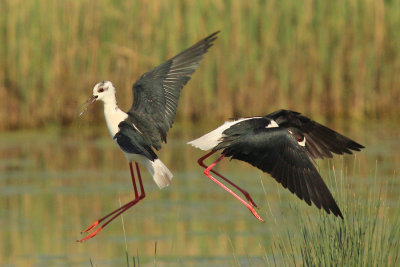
<box><xmin>98</xmin><ymin>88</ymin><xmax>104</xmax><ymax>93</ymax></box>
<box><xmin>297</xmin><ymin>137</ymin><xmax>303</xmax><ymax>142</ymax></box>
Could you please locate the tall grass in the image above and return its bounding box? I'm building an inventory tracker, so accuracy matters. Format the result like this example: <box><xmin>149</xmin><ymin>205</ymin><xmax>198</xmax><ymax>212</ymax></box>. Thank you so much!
<box><xmin>1</xmin><ymin>0</ymin><xmax>400</xmax><ymax>130</ymax></box>
<box><xmin>100</xmin><ymin>158</ymin><xmax>399</xmax><ymax>266</ymax></box>
<box><xmin>262</xmin><ymin>160</ymin><xmax>400</xmax><ymax>266</ymax></box>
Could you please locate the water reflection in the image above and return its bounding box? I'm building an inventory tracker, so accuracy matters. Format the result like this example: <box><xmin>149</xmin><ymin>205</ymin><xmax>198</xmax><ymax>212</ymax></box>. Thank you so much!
<box><xmin>0</xmin><ymin>121</ymin><xmax>398</xmax><ymax>266</ymax></box>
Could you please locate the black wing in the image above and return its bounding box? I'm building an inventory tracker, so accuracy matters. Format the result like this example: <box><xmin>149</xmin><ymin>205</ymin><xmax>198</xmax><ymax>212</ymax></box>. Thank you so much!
<box><xmin>129</xmin><ymin>31</ymin><xmax>219</xmax><ymax>143</ymax></box>
<box><xmin>215</xmin><ymin>120</ymin><xmax>343</xmax><ymax>218</ymax></box>
<box><xmin>114</xmin><ymin>121</ymin><xmax>158</xmax><ymax>161</ymax></box>
<box><xmin>266</xmin><ymin>109</ymin><xmax>364</xmax><ymax>159</ymax></box>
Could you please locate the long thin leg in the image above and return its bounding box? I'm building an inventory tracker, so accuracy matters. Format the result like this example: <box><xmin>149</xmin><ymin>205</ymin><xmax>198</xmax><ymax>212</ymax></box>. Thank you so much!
<box><xmin>198</xmin><ymin>151</ymin><xmax>258</xmax><ymax>208</ymax></box>
<box><xmin>203</xmin><ymin>153</ymin><xmax>264</xmax><ymax>222</ymax></box>
<box><xmin>130</xmin><ymin>162</ymin><xmax>139</xmax><ymax>199</ymax></box>
<box><xmin>79</xmin><ymin>162</ymin><xmax>139</xmax><ymax>234</ymax></box>
<box><xmin>135</xmin><ymin>162</ymin><xmax>145</xmax><ymax>200</ymax></box>
<box><xmin>78</xmin><ymin>162</ymin><xmax>146</xmax><ymax>242</ymax></box>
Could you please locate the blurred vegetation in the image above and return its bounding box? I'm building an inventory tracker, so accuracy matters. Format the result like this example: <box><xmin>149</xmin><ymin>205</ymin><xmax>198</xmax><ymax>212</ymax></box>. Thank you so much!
<box><xmin>1</xmin><ymin>0</ymin><xmax>400</xmax><ymax>130</ymax></box>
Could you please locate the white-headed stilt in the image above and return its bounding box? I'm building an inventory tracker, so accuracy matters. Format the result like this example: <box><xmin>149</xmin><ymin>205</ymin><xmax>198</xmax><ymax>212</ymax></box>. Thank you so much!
<box><xmin>78</xmin><ymin>31</ymin><xmax>219</xmax><ymax>241</ymax></box>
<box><xmin>188</xmin><ymin>109</ymin><xmax>364</xmax><ymax>221</ymax></box>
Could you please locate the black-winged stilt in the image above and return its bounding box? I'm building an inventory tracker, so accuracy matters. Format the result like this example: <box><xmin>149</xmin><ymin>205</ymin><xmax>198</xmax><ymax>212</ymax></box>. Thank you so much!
<box><xmin>78</xmin><ymin>31</ymin><xmax>219</xmax><ymax>241</ymax></box>
<box><xmin>188</xmin><ymin>109</ymin><xmax>364</xmax><ymax>221</ymax></box>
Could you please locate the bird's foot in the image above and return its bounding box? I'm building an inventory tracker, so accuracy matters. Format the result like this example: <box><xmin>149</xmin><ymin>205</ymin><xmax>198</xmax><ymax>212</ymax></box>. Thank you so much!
<box><xmin>243</xmin><ymin>192</ymin><xmax>258</xmax><ymax>208</ymax></box>
<box><xmin>77</xmin><ymin>226</ymin><xmax>103</xmax><ymax>242</ymax></box>
<box><xmin>80</xmin><ymin>220</ymin><xmax>99</xmax><ymax>234</ymax></box>
<box><xmin>78</xmin><ymin>220</ymin><xmax>104</xmax><ymax>242</ymax></box>
<box><xmin>248</xmin><ymin>206</ymin><xmax>264</xmax><ymax>222</ymax></box>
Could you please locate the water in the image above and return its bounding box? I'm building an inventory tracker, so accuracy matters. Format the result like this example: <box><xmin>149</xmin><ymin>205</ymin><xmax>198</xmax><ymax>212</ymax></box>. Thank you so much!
<box><xmin>0</xmin><ymin>121</ymin><xmax>399</xmax><ymax>266</ymax></box>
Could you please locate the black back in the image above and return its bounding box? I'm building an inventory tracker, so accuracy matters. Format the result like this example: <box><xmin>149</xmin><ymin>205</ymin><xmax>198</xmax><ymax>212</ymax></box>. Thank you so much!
<box><xmin>128</xmin><ymin>31</ymin><xmax>219</xmax><ymax>145</ymax></box>
<box><xmin>213</xmin><ymin>116</ymin><xmax>360</xmax><ymax>218</ymax></box>
<box><xmin>114</xmin><ymin>121</ymin><xmax>158</xmax><ymax>161</ymax></box>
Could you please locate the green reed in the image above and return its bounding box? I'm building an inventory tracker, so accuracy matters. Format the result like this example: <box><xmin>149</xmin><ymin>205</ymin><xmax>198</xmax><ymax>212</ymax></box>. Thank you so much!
<box><xmin>1</xmin><ymin>0</ymin><xmax>400</xmax><ymax>130</ymax></box>
<box><xmin>262</xmin><ymin>159</ymin><xmax>400</xmax><ymax>266</ymax></box>
<box><xmin>106</xmin><ymin>157</ymin><xmax>399</xmax><ymax>266</ymax></box>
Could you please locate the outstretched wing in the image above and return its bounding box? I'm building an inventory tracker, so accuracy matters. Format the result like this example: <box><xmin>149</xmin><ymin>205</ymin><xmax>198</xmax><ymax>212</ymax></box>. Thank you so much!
<box><xmin>129</xmin><ymin>31</ymin><xmax>219</xmax><ymax>143</ymax></box>
<box><xmin>266</xmin><ymin>109</ymin><xmax>364</xmax><ymax>159</ymax></box>
<box><xmin>215</xmin><ymin>123</ymin><xmax>343</xmax><ymax>218</ymax></box>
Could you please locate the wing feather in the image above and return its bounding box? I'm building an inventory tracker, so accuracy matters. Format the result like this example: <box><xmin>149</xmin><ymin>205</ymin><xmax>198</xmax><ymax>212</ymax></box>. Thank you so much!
<box><xmin>266</xmin><ymin>109</ymin><xmax>364</xmax><ymax>159</ymax></box>
<box><xmin>129</xmin><ymin>31</ymin><xmax>219</xmax><ymax>143</ymax></box>
<box><xmin>214</xmin><ymin>121</ymin><xmax>343</xmax><ymax>218</ymax></box>
<box><xmin>114</xmin><ymin>121</ymin><xmax>158</xmax><ymax>161</ymax></box>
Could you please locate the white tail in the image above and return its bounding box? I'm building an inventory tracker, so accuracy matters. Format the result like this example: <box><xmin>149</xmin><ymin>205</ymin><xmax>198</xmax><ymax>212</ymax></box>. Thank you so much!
<box><xmin>125</xmin><ymin>153</ymin><xmax>173</xmax><ymax>189</ymax></box>
<box><xmin>150</xmin><ymin>159</ymin><xmax>173</xmax><ymax>189</ymax></box>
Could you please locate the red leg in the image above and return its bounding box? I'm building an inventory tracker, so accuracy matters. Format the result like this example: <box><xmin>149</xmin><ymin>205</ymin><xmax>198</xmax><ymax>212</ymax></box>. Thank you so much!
<box><xmin>198</xmin><ymin>151</ymin><xmax>258</xmax><ymax>208</ymax></box>
<box><xmin>130</xmin><ymin>162</ymin><xmax>139</xmax><ymax>199</ymax></box>
<box><xmin>78</xmin><ymin>162</ymin><xmax>146</xmax><ymax>242</ymax></box>
<box><xmin>136</xmin><ymin>162</ymin><xmax>145</xmax><ymax>200</ymax></box>
<box><xmin>203</xmin><ymin>153</ymin><xmax>264</xmax><ymax>222</ymax></box>
<box><xmin>79</xmin><ymin>162</ymin><xmax>139</xmax><ymax>235</ymax></box>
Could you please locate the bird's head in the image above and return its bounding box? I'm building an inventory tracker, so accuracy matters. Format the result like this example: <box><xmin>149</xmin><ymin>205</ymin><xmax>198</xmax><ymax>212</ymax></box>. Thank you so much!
<box><xmin>78</xmin><ymin>81</ymin><xmax>116</xmax><ymax>117</ymax></box>
<box><xmin>92</xmin><ymin>81</ymin><xmax>116</xmax><ymax>102</ymax></box>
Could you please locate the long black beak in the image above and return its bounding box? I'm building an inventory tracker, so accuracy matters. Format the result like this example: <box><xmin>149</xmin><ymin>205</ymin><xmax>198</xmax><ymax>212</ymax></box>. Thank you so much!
<box><xmin>78</xmin><ymin>95</ymin><xmax>98</xmax><ymax>117</ymax></box>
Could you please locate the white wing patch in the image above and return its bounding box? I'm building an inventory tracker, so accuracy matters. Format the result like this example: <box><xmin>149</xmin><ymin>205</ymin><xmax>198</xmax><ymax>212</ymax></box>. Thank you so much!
<box><xmin>298</xmin><ymin>136</ymin><xmax>306</xmax><ymax>146</ymax></box>
<box><xmin>266</xmin><ymin>119</ymin><xmax>279</xmax><ymax>128</ymax></box>
<box><xmin>132</xmin><ymin>122</ymin><xmax>142</xmax><ymax>134</ymax></box>
<box><xmin>188</xmin><ymin>117</ymin><xmax>260</xmax><ymax>151</ymax></box>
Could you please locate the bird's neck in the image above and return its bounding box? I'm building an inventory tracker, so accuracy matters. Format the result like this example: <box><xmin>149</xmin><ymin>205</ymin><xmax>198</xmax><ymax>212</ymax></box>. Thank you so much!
<box><xmin>103</xmin><ymin>97</ymin><xmax>128</xmax><ymax>138</ymax></box>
